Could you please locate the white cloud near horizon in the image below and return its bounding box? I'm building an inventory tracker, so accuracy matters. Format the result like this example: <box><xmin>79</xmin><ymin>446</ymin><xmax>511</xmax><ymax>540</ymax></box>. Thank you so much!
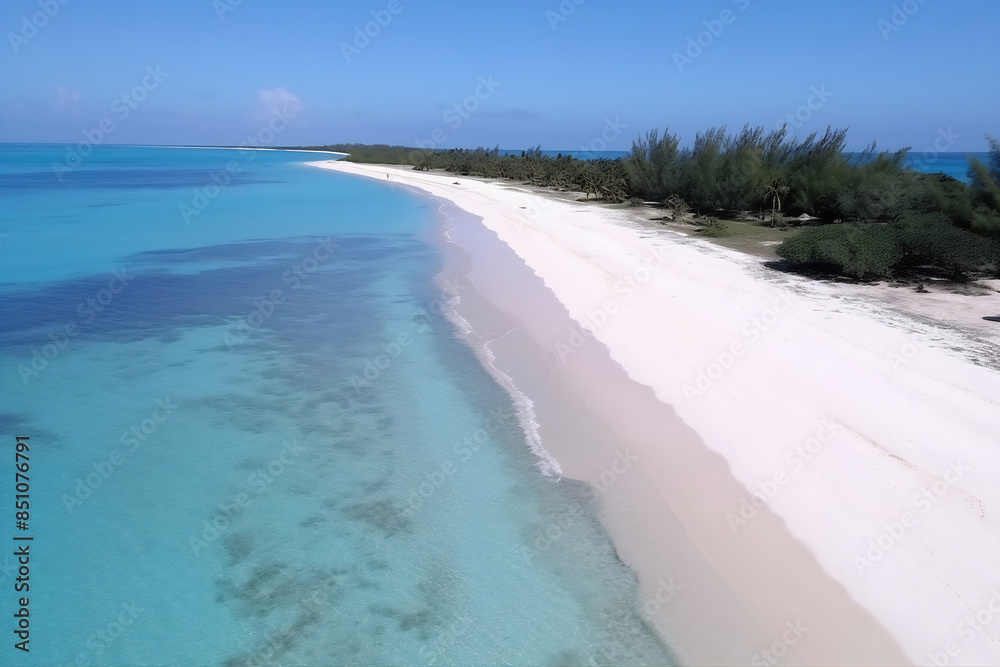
<box><xmin>256</xmin><ymin>86</ymin><xmax>303</xmax><ymax>122</ymax></box>
<box><xmin>51</xmin><ymin>86</ymin><xmax>82</xmax><ymax>113</ymax></box>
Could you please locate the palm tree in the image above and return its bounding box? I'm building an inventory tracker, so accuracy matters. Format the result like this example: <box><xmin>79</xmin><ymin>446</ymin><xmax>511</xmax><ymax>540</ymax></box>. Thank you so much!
<box><xmin>763</xmin><ymin>178</ymin><xmax>791</xmax><ymax>227</ymax></box>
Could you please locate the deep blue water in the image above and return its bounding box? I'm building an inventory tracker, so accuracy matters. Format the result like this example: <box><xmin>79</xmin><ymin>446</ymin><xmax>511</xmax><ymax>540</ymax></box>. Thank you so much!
<box><xmin>0</xmin><ymin>145</ymin><xmax>673</xmax><ymax>665</ymax></box>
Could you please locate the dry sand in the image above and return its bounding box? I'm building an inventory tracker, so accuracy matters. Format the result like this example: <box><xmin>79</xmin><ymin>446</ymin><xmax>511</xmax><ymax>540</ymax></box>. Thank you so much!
<box><xmin>310</xmin><ymin>159</ymin><xmax>1000</xmax><ymax>666</ymax></box>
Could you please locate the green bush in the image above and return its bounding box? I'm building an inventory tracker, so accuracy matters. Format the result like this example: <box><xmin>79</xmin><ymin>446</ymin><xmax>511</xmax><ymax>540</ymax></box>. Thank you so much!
<box><xmin>777</xmin><ymin>216</ymin><xmax>999</xmax><ymax>279</ymax></box>
<box><xmin>897</xmin><ymin>213</ymin><xmax>999</xmax><ymax>276</ymax></box>
<box><xmin>761</xmin><ymin>213</ymin><xmax>790</xmax><ymax>229</ymax></box>
<box><xmin>776</xmin><ymin>223</ymin><xmax>902</xmax><ymax>279</ymax></box>
<box><xmin>696</xmin><ymin>217</ymin><xmax>731</xmax><ymax>237</ymax></box>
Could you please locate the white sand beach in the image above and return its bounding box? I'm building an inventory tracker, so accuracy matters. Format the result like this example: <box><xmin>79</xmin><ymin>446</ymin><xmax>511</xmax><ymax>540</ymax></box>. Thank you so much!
<box><xmin>311</xmin><ymin>159</ymin><xmax>1000</xmax><ymax>666</ymax></box>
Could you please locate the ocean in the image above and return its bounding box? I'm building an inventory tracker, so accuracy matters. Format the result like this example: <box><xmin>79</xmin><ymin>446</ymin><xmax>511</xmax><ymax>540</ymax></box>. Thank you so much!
<box><xmin>0</xmin><ymin>145</ymin><xmax>674</xmax><ymax>665</ymax></box>
<box><xmin>903</xmin><ymin>151</ymin><xmax>989</xmax><ymax>183</ymax></box>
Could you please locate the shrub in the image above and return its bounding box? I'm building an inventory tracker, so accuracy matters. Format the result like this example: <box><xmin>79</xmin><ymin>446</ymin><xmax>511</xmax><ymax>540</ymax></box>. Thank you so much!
<box><xmin>665</xmin><ymin>194</ymin><xmax>691</xmax><ymax>219</ymax></box>
<box><xmin>763</xmin><ymin>213</ymin><xmax>790</xmax><ymax>229</ymax></box>
<box><xmin>776</xmin><ymin>223</ymin><xmax>902</xmax><ymax>279</ymax></box>
<box><xmin>697</xmin><ymin>217</ymin><xmax>731</xmax><ymax>237</ymax></box>
<box><xmin>897</xmin><ymin>213</ymin><xmax>999</xmax><ymax>276</ymax></box>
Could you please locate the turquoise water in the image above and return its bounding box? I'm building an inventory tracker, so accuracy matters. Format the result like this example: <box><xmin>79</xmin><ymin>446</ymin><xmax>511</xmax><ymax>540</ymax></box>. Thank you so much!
<box><xmin>903</xmin><ymin>151</ymin><xmax>989</xmax><ymax>183</ymax></box>
<box><xmin>0</xmin><ymin>145</ymin><xmax>673</xmax><ymax>665</ymax></box>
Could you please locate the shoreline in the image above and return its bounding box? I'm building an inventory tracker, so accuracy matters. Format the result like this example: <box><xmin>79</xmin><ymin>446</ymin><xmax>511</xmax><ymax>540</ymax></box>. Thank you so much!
<box><xmin>309</xmin><ymin>159</ymin><xmax>1000</xmax><ymax>665</ymax></box>
<box><xmin>424</xmin><ymin>197</ymin><xmax>904</xmax><ymax>664</ymax></box>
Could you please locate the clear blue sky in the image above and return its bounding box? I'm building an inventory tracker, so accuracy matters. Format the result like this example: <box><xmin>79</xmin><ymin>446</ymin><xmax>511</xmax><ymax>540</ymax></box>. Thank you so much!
<box><xmin>1</xmin><ymin>0</ymin><xmax>997</xmax><ymax>151</ymax></box>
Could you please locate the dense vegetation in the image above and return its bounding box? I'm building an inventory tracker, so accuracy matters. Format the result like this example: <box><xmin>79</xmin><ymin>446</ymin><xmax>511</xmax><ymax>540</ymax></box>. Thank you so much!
<box><xmin>303</xmin><ymin>143</ymin><xmax>631</xmax><ymax>201</ymax></box>
<box><xmin>301</xmin><ymin>130</ymin><xmax>1000</xmax><ymax>281</ymax></box>
<box><xmin>775</xmin><ymin>138</ymin><xmax>1000</xmax><ymax>279</ymax></box>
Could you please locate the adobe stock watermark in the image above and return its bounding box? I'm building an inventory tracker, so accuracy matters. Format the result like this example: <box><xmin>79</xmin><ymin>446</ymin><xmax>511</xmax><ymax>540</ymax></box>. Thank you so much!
<box><xmin>16</xmin><ymin>267</ymin><xmax>134</xmax><ymax>386</ymax></box>
<box><xmin>213</xmin><ymin>0</ymin><xmax>244</xmax><ymax>21</ymax></box>
<box><xmin>401</xmin><ymin>407</ymin><xmax>513</xmax><ymax>515</ymax></box>
<box><xmin>7</xmin><ymin>0</ymin><xmax>71</xmax><ymax>53</ymax></box>
<box><xmin>340</xmin><ymin>0</ymin><xmax>407</xmax><ymax>63</ymax></box>
<box><xmin>188</xmin><ymin>438</ymin><xmax>303</xmax><ymax>557</ymax></box>
<box><xmin>61</xmin><ymin>398</ymin><xmax>177</xmax><ymax>514</ymax></box>
<box><xmin>66</xmin><ymin>600</ymin><xmax>146</xmax><ymax>666</ymax></box>
<box><xmin>640</xmin><ymin>577</ymin><xmax>683</xmax><ymax>628</ymax></box>
<box><xmin>907</xmin><ymin>127</ymin><xmax>960</xmax><ymax>175</ymax></box>
<box><xmin>512</xmin><ymin>497</ymin><xmax>591</xmax><ymax>568</ymax></box>
<box><xmin>878</xmin><ymin>0</ymin><xmax>930</xmax><ymax>41</ymax></box>
<box><xmin>347</xmin><ymin>277</ymin><xmax>467</xmax><ymax>392</ymax></box>
<box><xmin>751</xmin><ymin>620</ymin><xmax>809</xmax><ymax>666</ymax></box>
<box><xmin>673</xmin><ymin>0</ymin><xmax>752</xmax><ymax>74</ymax></box>
<box><xmin>584</xmin><ymin>577</ymin><xmax>683</xmax><ymax>666</ymax></box>
<box><xmin>726</xmin><ymin>419</ymin><xmax>843</xmax><ymax>534</ymax></box>
<box><xmin>52</xmin><ymin>65</ymin><xmax>169</xmax><ymax>181</ymax></box>
<box><xmin>574</xmin><ymin>116</ymin><xmax>629</xmax><ymax>160</ymax></box>
<box><xmin>223</xmin><ymin>237</ymin><xmax>338</xmax><ymax>349</ymax></box>
<box><xmin>682</xmin><ymin>295</ymin><xmax>792</xmax><ymax>403</ymax></box>
<box><xmin>853</xmin><ymin>459</ymin><xmax>970</xmax><ymax>576</ymax></box>
<box><xmin>886</xmin><ymin>332</ymin><xmax>928</xmax><ymax>372</ymax></box>
<box><xmin>555</xmin><ymin>244</ymin><xmax>671</xmax><ymax>363</ymax></box>
<box><xmin>592</xmin><ymin>449</ymin><xmax>639</xmax><ymax>494</ymax></box>
<box><xmin>513</xmin><ymin>449</ymin><xmax>638</xmax><ymax>569</ymax></box>
<box><xmin>774</xmin><ymin>85</ymin><xmax>834</xmax><ymax>131</ymax></box>
<box><xmin>179</xmin><ymin>105</ymin><xmax>297</xmax><ymax>224</ymax></box>
<box><xmin>925</xmin><ymin>588</ymin><xmax>1000</xmax><ymax>666</ymax></box>
<box><xmin>413</xmin><ymin>76</ymin><xmax>502</xmax><ymax>153</ymax></box>
<box><xmin>545</xmin><ymin>0</ymin><xmax>585</xmax><ymax>31</ymax></box>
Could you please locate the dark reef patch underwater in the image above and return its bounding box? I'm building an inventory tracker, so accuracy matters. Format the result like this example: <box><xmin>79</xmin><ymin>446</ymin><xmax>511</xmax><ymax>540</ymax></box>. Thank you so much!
<box><xmin>0</xmin><ymin>145</ymin><xmax>675</xmax><ymax>665</ymax></box>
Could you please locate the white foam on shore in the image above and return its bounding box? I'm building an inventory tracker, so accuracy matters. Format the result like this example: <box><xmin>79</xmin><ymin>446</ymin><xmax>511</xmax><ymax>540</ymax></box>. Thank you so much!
<box><xmin>478</xmin><ymin>331</ymin><xmax>563</xmax><ymax>479</ymax></box>
<box><xmin>432</xmin><ymin>209</ymin><xmax>563</xmax><ymax>479</ymax></box>
<box><xmin>301</xmin><ymin>157</ymin><xmax>559</xmax><ymax>478</ymax></box>
<box><xmin>305</xmin><ymin>156</ymin><xmax>563</xmax><ymax>478</ymax></box>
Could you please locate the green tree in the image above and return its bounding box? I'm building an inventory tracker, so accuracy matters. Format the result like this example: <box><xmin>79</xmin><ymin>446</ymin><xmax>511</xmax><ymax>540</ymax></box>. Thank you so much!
<box><xmin>967</xmin><ymin>135</ymin><xmax>1000</xmax><ymax>236</ymax></box>
<box><xmin>763</xmin><ymin>178</ymin><xmax>790</xmax><ymax>226</ymax></box>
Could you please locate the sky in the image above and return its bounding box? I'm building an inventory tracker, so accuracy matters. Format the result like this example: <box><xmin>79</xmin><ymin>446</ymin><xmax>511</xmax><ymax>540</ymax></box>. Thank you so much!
<box><xmin>1</xmin><ymin>0</ymin><xmax>997</xmax><ymax>152</ymax></box>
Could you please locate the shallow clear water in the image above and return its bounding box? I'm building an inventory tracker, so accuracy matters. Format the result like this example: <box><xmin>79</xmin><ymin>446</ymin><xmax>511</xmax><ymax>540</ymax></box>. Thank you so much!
<box><xmin>0</xmin><ymin>145</ymin><xmax>674</xmax><ymax>665</ymax></box>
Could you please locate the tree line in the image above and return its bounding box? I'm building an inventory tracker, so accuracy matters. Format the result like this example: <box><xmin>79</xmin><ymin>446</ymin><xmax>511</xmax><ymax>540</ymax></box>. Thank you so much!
<box><xmin>301</xmin><ymin>128</ymin><xmax>1000</xmax><ymax>280</ymax></box>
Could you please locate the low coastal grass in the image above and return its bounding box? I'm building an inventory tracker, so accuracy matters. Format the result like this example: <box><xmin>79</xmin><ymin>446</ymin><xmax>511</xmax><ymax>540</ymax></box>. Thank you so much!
<box><xmin>694</xmin><ymin>217</ymin><xmax>731</xmax><ymax>238</ymax></box>
<box><xmin>643</xmin><ymin>211</ymin><xmax>802</xmax><ymax>259</ymax></box>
